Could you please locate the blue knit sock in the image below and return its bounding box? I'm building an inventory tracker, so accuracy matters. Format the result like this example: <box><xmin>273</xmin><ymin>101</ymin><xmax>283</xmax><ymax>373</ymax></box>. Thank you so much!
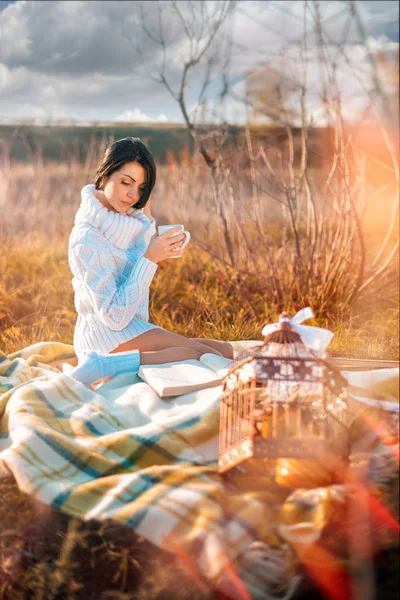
<box><xmin>70</xmin><ymin>350</ymin><xmax>141</xmax><ymax>386</ymax></box>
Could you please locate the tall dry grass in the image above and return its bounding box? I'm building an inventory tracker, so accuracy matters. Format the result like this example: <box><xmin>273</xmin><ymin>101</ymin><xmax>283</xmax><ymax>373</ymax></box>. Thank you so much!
<box><xmin>0</xmin><ymin>125</ymin><xmax>399</xmax><ymax>358</ymax></box>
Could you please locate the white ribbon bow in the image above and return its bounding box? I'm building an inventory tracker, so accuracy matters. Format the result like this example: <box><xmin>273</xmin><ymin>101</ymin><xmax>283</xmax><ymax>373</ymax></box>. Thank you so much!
<box><xmin>261</xmin><ymin>307</ymin><xmax>334</xmax><ymax>353</ymax></box>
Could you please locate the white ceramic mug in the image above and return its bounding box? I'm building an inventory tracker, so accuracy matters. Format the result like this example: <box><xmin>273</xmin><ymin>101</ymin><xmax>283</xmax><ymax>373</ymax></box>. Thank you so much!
<box><xmin>158</xmin><ymin>224</ymin><xmax>191</xmax><ymax>257</ymax></box>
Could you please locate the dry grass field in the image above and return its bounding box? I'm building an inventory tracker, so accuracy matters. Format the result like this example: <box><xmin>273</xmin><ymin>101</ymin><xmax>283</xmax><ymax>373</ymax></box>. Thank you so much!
<box><xmin>0</xmin><ymin>132</ymin><xmax>398</xmax><ymax>599</ymax></box>
<box><xmin>0</xmin><ymin>148</ymin><xmax>398</xmax><ymax>359</ymax></box>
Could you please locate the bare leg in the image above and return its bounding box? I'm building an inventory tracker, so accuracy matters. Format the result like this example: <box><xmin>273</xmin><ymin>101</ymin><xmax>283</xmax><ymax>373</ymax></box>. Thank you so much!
<box><xmin>140</xmin><ymin>347</ymin><xmax>202</xmax><ymax>364</ymax></box>
<box><xmin>73</xmin><ymin>346</ymin><xmax>203</xmax><ymax>389</ymax></box>
<box><xmin>110</xmin><ymin>328</ymin><xmax>227</xmax><ymax>357</ymax></box>
<box><xmin>190</xmin><ymin>338</ymin><xmax>234</xmax><ymax>360</ymax></box>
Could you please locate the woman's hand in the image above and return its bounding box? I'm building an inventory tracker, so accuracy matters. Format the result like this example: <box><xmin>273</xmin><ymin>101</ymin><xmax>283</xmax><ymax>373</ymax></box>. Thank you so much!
<box><xmin>144</xmin><ymin>227</ymin><xmax>188</xmax><ymax>263</ymax></box>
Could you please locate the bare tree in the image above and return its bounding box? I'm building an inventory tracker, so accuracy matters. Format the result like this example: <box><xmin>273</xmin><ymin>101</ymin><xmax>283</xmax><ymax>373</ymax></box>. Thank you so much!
<box><xmin>240</xmin><ymin>0</ymin><xmax>399</xmax><ymax>313</ymax></box>
<box><xmin>127</xmin><ymin>0</ymin><xmax>398</xmax><ymax>318</ymax></box>
<box><xmin>123</xmin><ymin>0</ymin><xmax>240</xmax><ymax>267</ymax></box>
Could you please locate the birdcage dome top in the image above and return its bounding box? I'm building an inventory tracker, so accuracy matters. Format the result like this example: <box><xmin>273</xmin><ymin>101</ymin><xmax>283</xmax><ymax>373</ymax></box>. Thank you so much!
<box><xmin>223</xmin><ymin>308</ymin><xmax>342</xmax><ymax>394</ymax></box>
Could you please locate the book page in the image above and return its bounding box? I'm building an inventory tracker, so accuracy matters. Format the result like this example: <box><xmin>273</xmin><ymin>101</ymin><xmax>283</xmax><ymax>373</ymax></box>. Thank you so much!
<box><xmin>199</xmin><ymin>353</ymin><xmax>232</xmax><ymax>376</ymax></box>
<box><xmin>138</xmin><ymin>359</ymin><xmax>222</xmax><ymax>396</ymax></box>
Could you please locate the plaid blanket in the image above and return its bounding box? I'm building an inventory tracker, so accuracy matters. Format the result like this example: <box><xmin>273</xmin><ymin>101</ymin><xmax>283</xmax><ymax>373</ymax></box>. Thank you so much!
<box><xmin>0</xmin><ymin>341</ymin><xmax>398</xmax><ymax>599</ymax></box>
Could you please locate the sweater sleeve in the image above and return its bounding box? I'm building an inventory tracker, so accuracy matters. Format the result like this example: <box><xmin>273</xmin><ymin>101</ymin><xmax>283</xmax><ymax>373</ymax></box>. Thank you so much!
<box><xmin>128</xmin><ymin>212</ymin><xmax>154</xmax><ymax>247</ymax></box>
<box><xmin>70</xmin><ymin>243</ymin><xmax>158</xmax><ymax>331</ymax></box>
<box><xmin>130</xmin><ymin>211</ymin><xmax>157</xmax><ymax>246</ymax></box>
<box><xmin>145</xmin><ymin>217</ymin><xmax>157</xmax><ymax>245</ymax></box>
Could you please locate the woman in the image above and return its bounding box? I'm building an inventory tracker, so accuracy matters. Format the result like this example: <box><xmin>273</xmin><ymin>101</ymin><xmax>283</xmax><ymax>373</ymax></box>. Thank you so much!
<box><xmin>68</xmin><ymin>137</ymin><xmax>234</xmax><ymax>386</ymax></box>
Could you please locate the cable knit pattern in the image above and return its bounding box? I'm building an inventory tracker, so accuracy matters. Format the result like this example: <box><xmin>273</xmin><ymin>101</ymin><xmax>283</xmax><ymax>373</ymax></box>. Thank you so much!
<box><xmin>77</xmin><ymin>184</ymin><xmax>155</xmax><ymax>249</ymax></box>
<box><xmin>69</xmin><ymin>184</ymin><xmax>161</xmax><ymax>357</ymax></box>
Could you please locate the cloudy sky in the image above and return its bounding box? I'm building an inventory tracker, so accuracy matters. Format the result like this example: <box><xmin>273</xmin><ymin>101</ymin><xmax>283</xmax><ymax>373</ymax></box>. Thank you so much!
<box><xmin>0</xmin><ymin>0</ymin><xmax>398</xmax><ymax>125</ymax></box>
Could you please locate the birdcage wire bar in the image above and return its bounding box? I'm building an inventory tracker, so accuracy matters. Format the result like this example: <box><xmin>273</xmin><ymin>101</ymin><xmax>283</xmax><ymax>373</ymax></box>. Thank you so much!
<box><xmin>218</xmin><ymin>350</ymin><xmax>350</xmax><ymax>474</ymax></box>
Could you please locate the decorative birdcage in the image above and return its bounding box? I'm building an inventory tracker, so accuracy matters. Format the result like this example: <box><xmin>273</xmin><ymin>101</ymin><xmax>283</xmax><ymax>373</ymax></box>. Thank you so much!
<box><xmin>218</xmin><ymin>312</ymin><xmax>350</xmax><ymax>477</ymax></box>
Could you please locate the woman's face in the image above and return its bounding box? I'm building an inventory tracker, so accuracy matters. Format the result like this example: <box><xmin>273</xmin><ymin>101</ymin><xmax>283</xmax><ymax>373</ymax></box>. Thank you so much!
<box><xmin>99</xmin><ymin>161</ymin><xmax>147</xmax><ymax>214</ymax></box>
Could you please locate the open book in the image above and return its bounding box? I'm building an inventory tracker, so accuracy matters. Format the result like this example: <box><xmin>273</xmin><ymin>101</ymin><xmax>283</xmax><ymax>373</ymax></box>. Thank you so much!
<box><xmin>137</xmin><ymin>353</ymin><xmax>233</xmax><ymax>397</ymax></box>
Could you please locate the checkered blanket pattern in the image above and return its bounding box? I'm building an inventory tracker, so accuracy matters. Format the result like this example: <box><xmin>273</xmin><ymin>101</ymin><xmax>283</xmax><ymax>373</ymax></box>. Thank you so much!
<box><xmin>1</xmin><ymin>341</ymin><xmax>398</xmax><ymax>598</ymax></box>
<box><xmin>0</xmin><ymin>341</ymin><xmax>276</xmax><ymax>585</ymax></box>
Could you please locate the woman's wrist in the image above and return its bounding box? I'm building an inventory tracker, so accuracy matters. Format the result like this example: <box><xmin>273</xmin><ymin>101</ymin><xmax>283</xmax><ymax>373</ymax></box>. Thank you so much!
<box><xmin>144</xmin><ymin>250</ymin><xmax>158</xmax><ymax>264</ymax></box>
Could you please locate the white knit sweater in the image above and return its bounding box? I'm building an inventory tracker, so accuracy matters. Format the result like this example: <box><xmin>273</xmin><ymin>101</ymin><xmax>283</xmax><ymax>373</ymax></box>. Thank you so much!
<box><xmin>68</xmin><ymin>184</ymin><xmax>161</xmax><ymax>357</ymax></box>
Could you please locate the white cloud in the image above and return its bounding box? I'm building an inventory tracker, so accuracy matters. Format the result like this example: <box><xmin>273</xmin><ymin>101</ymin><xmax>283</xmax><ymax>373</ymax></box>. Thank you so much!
<box><xmin>114</xmin><ymin>109</ymin><xmax>168</xmax><ymax>123</ymax></box>
<box><xmin>0</xmin><ymin>0</ymin><xmax>397</xmax><ymax>124</ymax></box>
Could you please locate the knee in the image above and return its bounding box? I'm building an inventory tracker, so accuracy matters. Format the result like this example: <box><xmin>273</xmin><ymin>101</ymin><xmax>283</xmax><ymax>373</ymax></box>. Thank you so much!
<box><xmin>221</xmin><ymin>342</ymin><xmax>234</xmax><ymax>359</ymax></box>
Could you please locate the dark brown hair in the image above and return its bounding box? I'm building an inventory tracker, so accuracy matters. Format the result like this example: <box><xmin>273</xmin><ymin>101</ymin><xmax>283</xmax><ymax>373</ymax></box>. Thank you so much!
<box><xmin>94</xmin><ymin>137</ymin><xmax>156</xmax><ymax>209</ymax></box>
